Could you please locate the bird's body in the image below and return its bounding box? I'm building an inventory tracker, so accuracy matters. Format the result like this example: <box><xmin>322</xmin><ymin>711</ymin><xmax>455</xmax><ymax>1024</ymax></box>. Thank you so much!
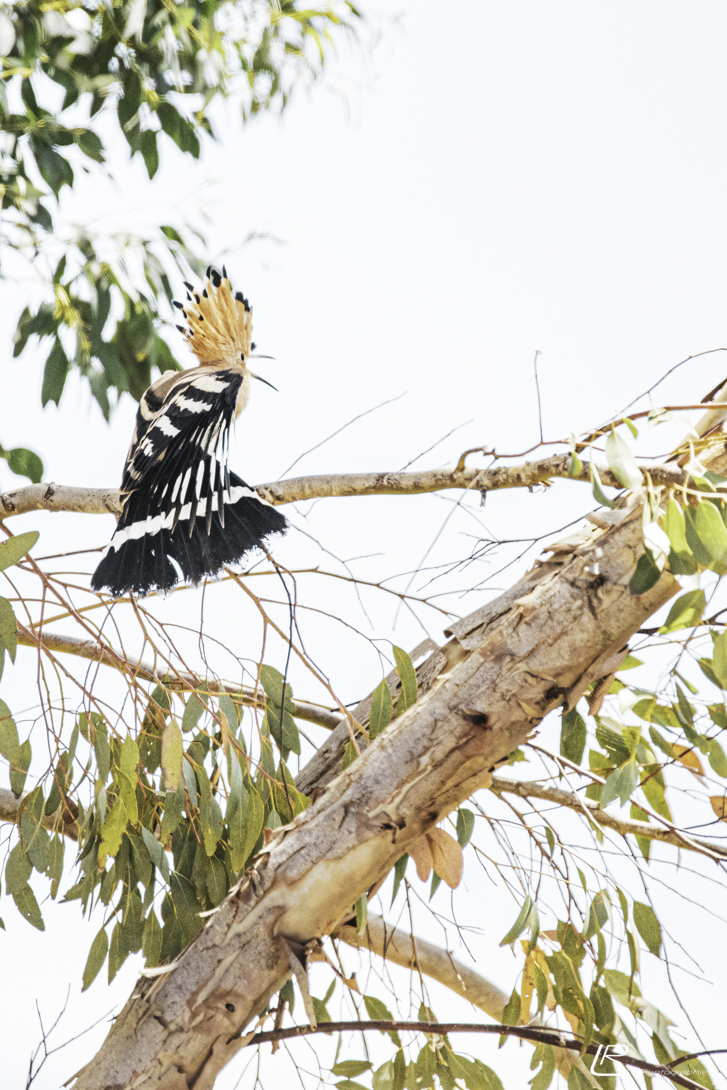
<box><xmin>91</xmin><ymin>268</ymin><xmax>287</xmax><ymax>598</ymax></box>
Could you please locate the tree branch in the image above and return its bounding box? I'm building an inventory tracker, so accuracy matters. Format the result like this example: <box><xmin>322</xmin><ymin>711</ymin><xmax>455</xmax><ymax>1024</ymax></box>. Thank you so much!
<box><xmin>0</xmin><ymin>456</ymin><xmax>696</xmax><ymax>521</ymax></box>
<box><xmin>245</xmin><ymin>1020</ymin><xmax>705</xmax><ymax>1090</ymax></box>
<box><xmin>0</xmin><ymin>787</ymin><xmax>78</xmax><ymax>841</ymax></box>
<box><xmin>489</xmin><ymin>776</ymin><xmax>727</xmax><ymax>860</ymax></box>
<box><xmin>334</xmin><ymin>913</ymin><xmax>508</xmax><ymax>1020</ymax></box>
<box><xmin>15</xmin><ymin>625</ymin><xmax>342</xmax><ymax>732</ymax></box>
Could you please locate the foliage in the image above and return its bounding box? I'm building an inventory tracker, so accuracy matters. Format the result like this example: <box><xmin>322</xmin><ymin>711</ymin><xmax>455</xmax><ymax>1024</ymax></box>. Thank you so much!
<box><xmin>1</xmin><ymin>0</ymin><xmax>359</xmax><ymax>415</ymax></box>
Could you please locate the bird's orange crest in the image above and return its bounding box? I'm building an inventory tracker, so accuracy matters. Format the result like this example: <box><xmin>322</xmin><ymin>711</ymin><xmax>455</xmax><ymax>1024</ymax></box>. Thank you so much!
<box><xmin>174</xmin><ymin>266</ymin><xmax>252</xmax><ymax>365</ymax></box>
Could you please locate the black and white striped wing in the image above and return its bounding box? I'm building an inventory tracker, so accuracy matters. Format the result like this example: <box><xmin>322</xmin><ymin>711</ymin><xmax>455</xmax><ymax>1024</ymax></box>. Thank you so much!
<box><xmin>91</xmin><ymin>370</ymin><xmax>287</xmax><ymax>597</ymax></box>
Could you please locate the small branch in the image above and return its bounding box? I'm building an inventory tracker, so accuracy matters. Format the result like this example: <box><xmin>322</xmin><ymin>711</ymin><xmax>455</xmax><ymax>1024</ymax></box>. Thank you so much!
<box><xmin>489</xmin><ymin>776</ymin><xmax>727</xmax><ymax>861</ymax></box>
<box><xmin>15</xmin><ymin>625</ymin><xmax>343</xmax><ymax>732</ymax></box>
<box><xmin>246</xmin><ymin>1020</ymin><xmax>705</xmax><ymax>1090</ymax></box>
<box><xmin>0</xmin><ymin>457</ymin><xmax>698</xmax><ymax>521</ymax></box>
<box><xmin>0</xmin><ymin>788</ymin><xmax>78</xmax><ymax>841</ymax></box>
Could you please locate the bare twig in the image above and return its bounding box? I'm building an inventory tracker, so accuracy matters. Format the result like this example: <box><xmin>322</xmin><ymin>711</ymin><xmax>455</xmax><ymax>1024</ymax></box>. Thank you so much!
<box><xmin>15</xmin><ymin>625</ymin><xmax>343</xmax><ymax>731</ymax></box>
<box><xmin>489</xmin><ymin>776</ymin><xmax>727</xmax><ymax>861</ymax></box>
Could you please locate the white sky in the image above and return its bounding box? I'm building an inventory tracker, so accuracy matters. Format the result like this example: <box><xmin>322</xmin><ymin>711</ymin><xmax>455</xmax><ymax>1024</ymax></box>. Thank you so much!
<box><xmin>2</xmin><ymin>2</ymin><xmax>727</xmax><ymax>1087</ymax></box>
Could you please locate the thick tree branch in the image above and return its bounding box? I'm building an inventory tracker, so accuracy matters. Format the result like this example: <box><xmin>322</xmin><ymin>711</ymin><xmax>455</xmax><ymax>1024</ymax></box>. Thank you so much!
<box><xmin>489</xmin><ymin>776</ymin><xmax>727</xmax><ymax>861</ymax></box>
<box><xmin>15</xmin><ymin>625</ymin><xmax>342</xmax><ymax>732</ymax></box>
<box><xmin>0</xmin><ymin>456</ymin><xmax>696</xmax><ymax>521</ymax></box>
<box><xmin>71</xmin><ymin>494</ymin><xmax>686</xmax><ymax>1090</ymax></box>
<box><xmin>334</xmin><ymin>913</ymin><xmax>508</xmax><ymax>1020</ymax></box>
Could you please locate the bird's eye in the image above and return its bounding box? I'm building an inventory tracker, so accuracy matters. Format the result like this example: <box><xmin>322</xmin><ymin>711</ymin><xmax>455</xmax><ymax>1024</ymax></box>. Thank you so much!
<box><xmin>240</xmin><ymin>352</ymin><xmax>246</xmax><ymax>362</ymax></box>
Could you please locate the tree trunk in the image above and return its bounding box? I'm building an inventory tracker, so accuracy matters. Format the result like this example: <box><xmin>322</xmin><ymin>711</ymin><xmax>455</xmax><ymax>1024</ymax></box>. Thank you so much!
<box><xmin>70</xmin><ymin>500</ymin><xmax>678</xmax><ymax>1090</ymax></box>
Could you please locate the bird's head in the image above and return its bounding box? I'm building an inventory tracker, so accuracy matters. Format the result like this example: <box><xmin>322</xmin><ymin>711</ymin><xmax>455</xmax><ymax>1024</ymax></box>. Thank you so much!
<box><xmin>173</xmin><ymin>267</ymin><xmax>276</xmax><ymax>390</ymax></box>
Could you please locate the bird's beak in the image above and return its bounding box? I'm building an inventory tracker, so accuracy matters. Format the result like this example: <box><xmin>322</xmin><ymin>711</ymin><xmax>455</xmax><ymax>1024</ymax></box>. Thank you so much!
<box><xmin>250</xmin><ymin>354</ymin><xmax>275</xmax><ymax>360</ymax></box>
<box><xmin>251</xmin><ymin>372</ymin><xmax>278</xmax><ymax>392</ymax></box>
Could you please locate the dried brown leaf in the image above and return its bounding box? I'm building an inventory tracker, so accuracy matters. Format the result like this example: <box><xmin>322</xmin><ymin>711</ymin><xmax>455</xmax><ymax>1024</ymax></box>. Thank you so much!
<box><xmin>408</xmin><ymin>835</ymin><xmax>433</xmax><ymax>881</ymax></box>
<box><xmin>426</xmin><ymin>827</ymin><xmax>463</xmax><ymax>889</ymax></box>
<box><xmin>709</xmin><ymin>795</ymin><xmax>727</xmax><ymax>822</ymax></box>
<box><xmin>670</xmin><ymin>743</ymin><xmax>704</xmax><ymax>776</ymax></box>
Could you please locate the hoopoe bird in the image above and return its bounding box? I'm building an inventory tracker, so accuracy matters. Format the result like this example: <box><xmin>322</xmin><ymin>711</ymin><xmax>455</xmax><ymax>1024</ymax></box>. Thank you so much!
<box><xmin>91</xmin><ymin>267</ymin><xmax>288</xmax><ymax>597</ymax></box>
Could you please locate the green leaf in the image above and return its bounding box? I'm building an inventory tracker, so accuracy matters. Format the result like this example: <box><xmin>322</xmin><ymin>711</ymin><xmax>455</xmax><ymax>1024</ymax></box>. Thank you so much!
<box><xmin>182</xmin><ymin>691</ymin><xmax>208</xmax><ymax>733</ymax></box>
<box><xmin>707</xmin><ymin>738</ymin><xmax>727</xmax><ymax>777</ymax></box>
<box><xmin>333</xmin><ymin>1062</ymin><xmax>374</xmax><ymax>1078</ymax></box>
<box><xmin>560</xmin><ymin>707</ymin><xmax>586</xmax><ymax>764</ymax></box>
<box><xmin>393</xmin><ymin>646</ymin><xmax>417</xmax><ymax>715</ymax></box>
<box><xmin>5</xmin><ymin>844</ymin><xmax>31</xmax><ymax>894</ymax></box>
<box><xmin>605</xmin><ymin>429</ymin><xmax>642</xmax><ymax>490</ymax></box>
<box><xmin>456</xmin><ymin>807</ymin><xmax>475</xmax><ymax>848</ymax></box>
<box><xmin>695</xmin><ymin>501</ymin><xmax>727</xmax><ymax>565</ymax></box>
<box><xmin>0</xmin><ymin>700</ymin><xmax>20</xmax><ymax>777</ymax></box>
<box><xmin>600</xmin><ymin>760</ymin><xmax>638</xmax><ymax>807</ymax></box>
<box><xmin>369</xmin><ymin>679</ymin><xmax>393</xmax><ymax>739</ymax></box>
<box><xmin>364</xmin><ymin>994</ymin><xmax>401</xmax><ymax>1046</ymax></box>
<box><xmin>141</xmin><ymin>825</ymin><xmax>170</xmax><ymax>881</ymax></box>
<box><xmin>142</xmin><ymin>911</ymin><xmax>163</xmax><ymax>969</ymax></box>
<box><xmin>99</xmin><ymin>797</ymin><xmax>127</xmax><ymax>866</ymax></box>
<box><xmin>0</xmin><ymin>531</ymin><xmax>39</xmax><ymax>572</ymax></box>
<box><xmin>664</xmin><ymin>499</ymin><xmax>697</xmax><ymax>575</ymax></box>
<box><xmin>500</xmin><ymin>895</ymin><xmax>534</xmax><ymax>945</ymax></box>
<box><xmin>713</xmin><ymin>632</ymin><xmax>727</xmax><ymax>688</ymax></box>
<box><xmin>138</xmin><ymin>129</ymin><xmax>159</xmax><ymax>178</ymax></box>
<box><xmin>12</xmin><ymin>884</ymin><xmax>44</xmax><ymax>931</ymax></box>
<box><xmin>11</xmin><ymin>739</ymin><xmax>31</xmax><ymax>796</ymax></box>
<box><xmin>391</xmin><ymin>853</ymin><xmax>407</xmax><ymax>905</ymax></box>
<box><xmin>0</xmin><ymin>446</ymin><xmax>43</xmax><ymax>483</ymax></box>
<box><xmin>659</xmin><ymin>590</ymin><xmax>706</xmax><ymax>634</ymax></box>
<box><xmin>206</xmin><ymin>856</ymin><xmax>228</xmax><ymax>906</ymax></box>
<box><xmin>259</xmin><ymin>665</ymin><xmax>295</xmax><ymax>712</ymax></box>
<box><xmin>229</xmin><ymin>783</ymin><xmax>264</xmax><ymax>871</ymax></box>
<box><xmin>41</xmin><ymin>339</ymin><xmax>69</xmax><ymax>406</ymax></box>
<box><xmin>633</xmin><ymin>901</ymin><xmax>662</xmax><ymax>956</ymax></box>
<box><xmin>107</xmin><ymin>922</ymin><xmax>127</xmax><ymax>983</ymax></box>
<box><xmin>590</xmin><ymin>462</ymin><xmax>615</xmax><ymax>509</ymax></box>
<box><xmin>170</xmin><ymin>871</ymin><xmax>202</xmax><ymax>943</ymax></box>
<box><xmin>197</xmin><ymin>766</ymin><xmax>223</xmax><ymax>856</ymax></box>
<box><xmin>82</xmin><ymin>928</ymin><xmax>109</xmax><ymax>990</ymax></box>
<box><xmin>630</xmin><ymin>548</ymin><xmax>662</xmax><ymax>594</ymax></box>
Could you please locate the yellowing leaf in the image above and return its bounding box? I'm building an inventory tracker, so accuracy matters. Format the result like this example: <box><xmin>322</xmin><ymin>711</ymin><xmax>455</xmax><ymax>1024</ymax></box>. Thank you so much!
<box><xmin>161</xmin><ymin>721</ymin><xmax>183</xmax><ymax>791</ymax></box>
<box><xmin>670</xmin><ymin>743</ymin><xmax>704</xmax><ymax>776</ymax></box>
<box><xmin>426</xmin><ymin>827</ymin><xmax>463</xmax><ymax>889</ymax></box>
<box><xmin>709</xmin><ymin>796</ymin><xmax>727</xmax><ymax>822</ymax></box>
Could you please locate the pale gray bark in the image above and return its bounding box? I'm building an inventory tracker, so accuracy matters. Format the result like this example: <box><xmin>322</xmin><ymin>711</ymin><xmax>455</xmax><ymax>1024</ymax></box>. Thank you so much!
<box><xmin>69</xmin><ymin>496</ymin><xmax>682</xmax><ymax>1090</ymax></box>
<box><xmin>0</xmin><ymin>457</ymin><xmax>693</xmax><ymax>520</ymax></box>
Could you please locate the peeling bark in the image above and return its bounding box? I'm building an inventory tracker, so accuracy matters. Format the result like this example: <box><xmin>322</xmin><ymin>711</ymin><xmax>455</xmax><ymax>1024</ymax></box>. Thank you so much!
<box><xmin>70</xmin><ymin>497</ymin><xmax>680</xmax><ymax>1090</ymax></box>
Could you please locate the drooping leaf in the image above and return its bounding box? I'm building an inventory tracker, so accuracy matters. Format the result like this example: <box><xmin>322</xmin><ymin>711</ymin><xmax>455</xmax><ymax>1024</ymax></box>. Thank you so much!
<box><xmin>161</xmin><ymin>722</ymin><xmax>184</xmax><ymax>791</ymax></box>
<box><xmin>560</xmin><ymin>707</ymin><xmax>586</xmax><ymax>764</ymax></box>
<box><xmin>393</xmin><ymin>646</ymin><xmax>417</xmax><ymax>715</ymax></box>
<box><xmin>369</xmin><ymin>679</ymin><xmax>393</xmax><ymax>739</ymax></box>
<box><xmin>456</xmin><ymin>807</ymin><xmax>475</xmax><ymax>848</ymax></box>
<box><xmin>82</xmin><ymin>928</ymin><xmax>109</xmax><ymax>990</ymax></box>
<box><xmin>12</xmin><ymin>884</ymin><xmax>45</xmax><ymax>931</ymax></box>
<box><xmin>364</xmin><ymin>994</ymin><xmax>401</xmax><ymax>1046</ymax></box>
<box><xmin>500</xmin><ymin>895</ymin><xmax>534</xmax><ymax>946</ymax></box>
<box><xmin>633</xmin><ymin>901</ymin><xmax>662</xmax><ymax>956</ymax></box>
<box><xmin>605</xmin><ymin>429</ymin><xmax>642</xmax><ymax>490</ymax></box>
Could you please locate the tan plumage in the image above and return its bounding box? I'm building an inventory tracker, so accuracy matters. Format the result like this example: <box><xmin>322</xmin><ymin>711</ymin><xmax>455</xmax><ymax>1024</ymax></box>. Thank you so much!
<box><xmin>176</xmin><ymin>267</ymin><xmax>252</xmax><ymax>366</ymax></box>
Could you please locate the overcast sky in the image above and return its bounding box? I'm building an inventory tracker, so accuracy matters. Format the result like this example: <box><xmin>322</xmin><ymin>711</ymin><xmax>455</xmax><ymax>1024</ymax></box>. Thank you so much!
<box><xmin>3</xmin><ymin>3</ymin><xmax>727</xmax><ymax>1088</ymax></box>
